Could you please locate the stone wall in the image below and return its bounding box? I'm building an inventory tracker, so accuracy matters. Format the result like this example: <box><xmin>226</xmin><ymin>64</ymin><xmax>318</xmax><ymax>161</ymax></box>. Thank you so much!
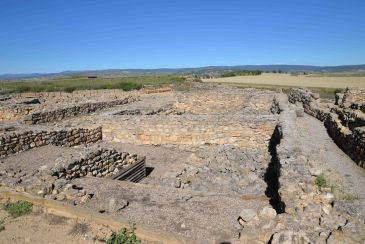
<box><xmin>340</xmin><ymin>88</ymin><xmax>365</xmax><ymax>111</ymax></box>
<box><xmin>324</xmin><ymin>113</ymin><xmax>365</xmax><ymax>167</ymax></box>
<box><xmin>102</xmin><ymin>115</ymin><xmax>276</xmax><ymax>150</ymax></box>
<box><xmin>24</xmin><ymin>96</ymin><xmax>137</xmax><ymax>124</ymax></box>
<box><xmin>288</xmin><ymin>88</ymin><xmax>365</xmax><ymax>168</ymax></box>
<box><xmin>52</xmin><ymin>148</ymin><xmax>139</xmax><ymax>180</ymax></box>
<box><xmin>0</xmin><ymin>127</ymin><xmax>102</xmax><ymax>157</ymax></box>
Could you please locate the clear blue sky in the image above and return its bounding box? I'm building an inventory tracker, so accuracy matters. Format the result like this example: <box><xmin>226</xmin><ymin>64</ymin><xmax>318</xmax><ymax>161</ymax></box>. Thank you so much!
<box><xmin>1</xmin><ymin>0</ymin><xmax>365</xmax><ymax>74</ymax></box>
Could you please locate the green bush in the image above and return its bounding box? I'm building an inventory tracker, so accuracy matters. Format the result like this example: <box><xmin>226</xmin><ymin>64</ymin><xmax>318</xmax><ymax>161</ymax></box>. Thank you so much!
<box><xmin>4</xmin><ymin>200</ymin><xmax>33</xmax><ymax>218</ymax></box>
<box><xmin>117</xmin><ymin>82</ymin><xmax>143</xmax><ymax>91</ymax></box>
<box><xmin>106</xmin><ymin>225</ymin><xmax>141</xmax><ymax>244</ymax></box>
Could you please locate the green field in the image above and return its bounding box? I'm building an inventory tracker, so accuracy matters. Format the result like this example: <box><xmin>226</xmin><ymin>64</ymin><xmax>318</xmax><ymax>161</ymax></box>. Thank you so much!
<box><xmin>0</xmin><ymin>75</ymin><xmax>186</xmax><ymax>94</ymax></box>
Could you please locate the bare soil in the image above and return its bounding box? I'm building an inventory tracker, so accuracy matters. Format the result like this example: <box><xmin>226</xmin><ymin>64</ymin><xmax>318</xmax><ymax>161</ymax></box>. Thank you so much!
<box><xmin>0</xmin><ymin>206</ymin><xmax>111</xmax><ymax>244</ymax></box>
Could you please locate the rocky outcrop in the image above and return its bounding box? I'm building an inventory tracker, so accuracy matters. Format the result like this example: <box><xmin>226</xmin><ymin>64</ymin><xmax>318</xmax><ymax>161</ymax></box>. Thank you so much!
<box><xmin>288</xmin><ymin>88</ymin><xmax>365</xmax><ymax>168</ymax></box>
<box><xmin>24</xmin><ymin>96</ymin><xmax>137</xmax><ymax>124</ymax></box>
<box><xmin>0</xmin><ymin>127</ymin><xmax>102</xmax><ymax>157</ymax></box>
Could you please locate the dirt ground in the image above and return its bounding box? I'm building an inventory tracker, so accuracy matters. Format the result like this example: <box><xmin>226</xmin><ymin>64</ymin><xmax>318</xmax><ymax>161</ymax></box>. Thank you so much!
<box><xmin>0</xmin><ymin>206</ymin><xmax>112</xmax><ymax>244</ymax></box>
<box><xmin>203</xmin><ymin>73</ymin><xmax>365</xmax><ymax>88</ymax></box>
<box><xmin>0</xmin><ymin>145</ymin><xmax>83</xmax><ymax>173</ymax></box>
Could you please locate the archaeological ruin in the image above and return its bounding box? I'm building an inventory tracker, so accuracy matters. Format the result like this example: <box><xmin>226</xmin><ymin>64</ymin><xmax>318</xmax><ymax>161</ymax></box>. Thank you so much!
<box><xmin>0</xmin><ymin>83</ymin><xmax>364</xmax><ymax>243</ymax></box>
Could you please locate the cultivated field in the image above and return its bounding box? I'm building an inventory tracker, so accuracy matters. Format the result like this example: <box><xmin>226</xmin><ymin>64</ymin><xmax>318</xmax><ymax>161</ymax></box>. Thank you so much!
<box><xmin>203</xmin><ymin>73</ymin><xmax>365</xmax><ymax>89</ymax></box>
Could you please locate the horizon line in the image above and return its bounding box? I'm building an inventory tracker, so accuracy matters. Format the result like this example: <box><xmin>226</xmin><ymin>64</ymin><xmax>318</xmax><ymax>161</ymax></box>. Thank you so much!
<box><xmin>2</xmin><ymin>63</ymin><xmax>365</xmax><ymax>76</ymax></box>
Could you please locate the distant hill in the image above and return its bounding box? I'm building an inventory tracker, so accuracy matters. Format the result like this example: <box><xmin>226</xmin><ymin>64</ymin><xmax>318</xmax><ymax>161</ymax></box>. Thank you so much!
<box><xmin>1</xmin><ymin>64</ymin><xmax>365</xmax><ymax>81</ymax></box>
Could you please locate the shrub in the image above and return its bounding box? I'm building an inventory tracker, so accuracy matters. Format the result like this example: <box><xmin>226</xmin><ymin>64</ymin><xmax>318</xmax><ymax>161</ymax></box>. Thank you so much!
<box><xmin>4</xmin><ymin>200</ymin><xmax>33</xmax><ymax>218</ymax></box>
<box><xmin>117</xmin><ymin>82</ymin><xmax>143</xmax><ymax>91</ymax></box>
<box><xmin>221</xmin><ymin>70</ymin><xmax>262</xmax><ymax>77</ymax></box>
<box><xmin>106</xmin><ymin>225</ymin><xmax>141</xmax><ymax>244</ymax></box>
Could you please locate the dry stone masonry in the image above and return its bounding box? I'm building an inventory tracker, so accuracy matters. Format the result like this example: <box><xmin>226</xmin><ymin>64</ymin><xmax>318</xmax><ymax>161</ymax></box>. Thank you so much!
<box><xmin>24</xmin><ymin>96</ymin><xmax>137</xmax><ymax>124</ymax></box>
<box><xmin>0</xmin><ymin>127</ymin><xmax>102</xmax><ymax>157</ymax></box>
<box><xmin>289</xmin><ymin>87</ymin><xmax>365</xmax><ymax>168</ymax></box>
<box><xmin>52</xmin><ymin>148</ymin><xmax>140</xmax><ymax>180</ymax></box>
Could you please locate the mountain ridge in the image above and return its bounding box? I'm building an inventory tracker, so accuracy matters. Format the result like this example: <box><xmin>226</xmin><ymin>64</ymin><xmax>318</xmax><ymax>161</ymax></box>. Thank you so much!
<box><xmin>1</xmin><ymin>64</ymin><xmax>365</xmax><ymax>80</ymax></box>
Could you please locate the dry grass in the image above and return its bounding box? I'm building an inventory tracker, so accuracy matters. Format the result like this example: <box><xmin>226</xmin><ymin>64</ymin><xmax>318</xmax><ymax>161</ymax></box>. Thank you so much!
<box><xmin>68</xmin><ymin>221</ymin><xmax>89</xmax><ymax>236</ymax></box>
<box><xmin>45</xmin><ymin>213</ymin><xmax>68</xmax><ymax>225</ymax></box>
<box><xmin>203</xmin><ymin>73</ymin><xmax>365</xmax><ymax>89</ymax></box>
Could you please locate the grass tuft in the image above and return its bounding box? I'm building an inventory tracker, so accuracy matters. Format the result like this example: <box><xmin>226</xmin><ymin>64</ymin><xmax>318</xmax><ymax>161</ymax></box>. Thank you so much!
<box><xmin>4</xmin><ymin>200</ymin><xmax>33</xmax><ymax>218</ymax></box>
<box><xmin>341</xmin><ymin>194</ymin><xmax>360</xmax><ymax>203</ymax></box>
<box><xmin>315</xmin><ymin>174</ymin><xmax>329</xmax><ymax>190</ymax></box>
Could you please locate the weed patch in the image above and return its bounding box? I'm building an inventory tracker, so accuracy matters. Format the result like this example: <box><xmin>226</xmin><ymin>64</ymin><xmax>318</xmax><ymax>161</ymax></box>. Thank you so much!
<box><xmin>4</xmin><ymin>200</ymin><xmax>33</xmax><ymax>218</ymax></box>
<box><xmin>106</xmin><ymin>225</ymin><xmax>141</xmax><ymax>244</ymax></box>
<box><xmin>341</xmin><ymin>194</ymin><xmax>359</xmax><ymax>203</ymax></box>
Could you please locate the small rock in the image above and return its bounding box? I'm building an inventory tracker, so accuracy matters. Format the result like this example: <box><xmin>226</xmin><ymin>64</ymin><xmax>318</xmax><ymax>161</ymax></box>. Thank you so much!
<box><xmin>15</xmin><ymin>186</ymin><xmax>25</xmax><ymax>192</ymax></box>
<box><xmin>37</xmin><ymin>190</ymin><xmax>45</xmax><ymax>197</ymax></box>
<box><xmin>309</xmin><ymin>168</ymin><xmax>322</xmax><ymax>176</ymax></box>
<box><xmin>56</xmin><ymin>193</ymin><xmax>66</xmax><ymax>201</ymax></box>
<box><xmin>259</xmin><ymin>206</ymin><xmax>277</xmax><ymax>219</ymax></box>
<box><xmin>174</xmin><ymin>179</ymin><xmax>181</xmax><ymax>188</ymax></box>
<box><xmin>108</xmin><ymin>198</ymin><xmax>128</xmax><ymax>212</ymax></box>
<box><xmin>322</xmin><ymin>205</ymin><xmax>331</xmax><ymax>215</ymax></box>
<box><xmin>80</xmin><ymin>194</ymin><xmax>93</xmax><ymax>204</ymax></box>
<box><xmin>323</xmin><ymin>192</ymin><xmax>335</xmax><ymax>204</ymax></box>
<box><xmin>238</xmin><ymin>209</ymin><xmax>258</xmax><ymax>223</ymax></box>
<box><xmin>270</xmin><ymin>230</ymin><xmax>312</xmax><ymax>244</ymax></box>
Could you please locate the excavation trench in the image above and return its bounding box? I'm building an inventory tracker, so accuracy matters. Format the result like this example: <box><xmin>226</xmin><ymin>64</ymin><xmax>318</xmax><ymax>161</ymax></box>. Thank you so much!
<box><xmin>264</xmin><ymin>125</ymin><xmax>285</xmax><ymax>214</ymax></box>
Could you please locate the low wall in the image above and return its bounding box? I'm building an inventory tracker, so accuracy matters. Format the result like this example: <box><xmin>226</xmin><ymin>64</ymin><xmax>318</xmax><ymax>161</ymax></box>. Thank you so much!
<box><xmin>0</xmin><ymin>127</ymin><xmax>102</xmax><ymax>157</ymax></box>
<box><xmin>53</xmin><ymin>148</ymin><xmax>140</xmax><ymax>180</ymax></box>
<box><xmin>324</xmin><ymin>113</ymin><xmax>365</xmax><ymax>167</ymax></box>
<box><xmin>288</xmin><ymin>88</ymin><xmax>365</xmax><ymax>168</ymax></box>
<box><xmin>340</xmin><ymin>87</ymin><xmax>365</xmax><ymax>110</ymax></box>
<box><xmin>102</xmin><ymin>115</ymin><xmax>276</xmax><ymax>150</ymax></box>
<box><xmin>24</xmin><ymin>96</ymin><xmax>137</xmax><ymax>124</ymax></box>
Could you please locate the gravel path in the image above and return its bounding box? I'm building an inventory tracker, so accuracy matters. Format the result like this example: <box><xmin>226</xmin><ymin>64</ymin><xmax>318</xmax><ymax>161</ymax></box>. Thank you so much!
<box><xmin>296</xmin><ymin>114</ymin><xmax>365</xmax><ymax>205</ymax></box>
